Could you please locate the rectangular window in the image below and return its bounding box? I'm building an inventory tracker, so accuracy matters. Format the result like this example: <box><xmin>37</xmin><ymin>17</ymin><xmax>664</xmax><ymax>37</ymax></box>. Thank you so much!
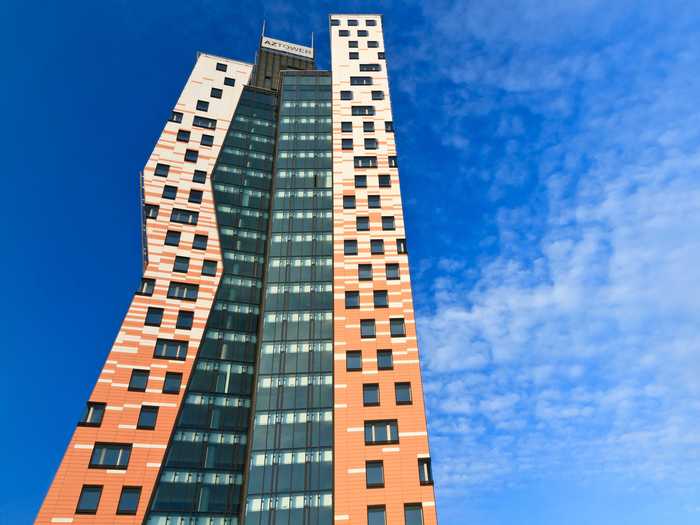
<box><xmin>352</xmin><ymin>106</ymin><xmax>375</xmax><ymax>116</ymax></box>
<box><xmin>224</xmin><ymin>76</ymin><xmax>236</xmax><ymax>86</ymax></box>
<box><xmin>366</xmin><ymin>19</ymin><xmax>377</xmax><ymax>26</ymax></box>
<box><xmin>341</xmin><ymin>121</ymin><xmax>352</xmax><ymax>132</ymax></box>
<box><xmin>162</xmin><ymin>185</ymin><xmax>177</xmax><ymax>199</ymax></box>
<box><xmin>368</xmin><ymin>506</ymin><xmax>386</xmax><ymax>525</ymax></box>
<box><xmin>358</xmin><ymin>29</ymin><xmax>369</xmax><ymax>37</ymax></box>
<box><xmin>345</xmin><ymin>291</ymin><xmax>360</xmax><ymax>309</ymax></box>
<box><xmin>349</xmin><ymin>52</ymin><xmax>359</xmax><ymax>60</ymax></box>
<box><xmin>340</xmin><ymin>90</ymin><xmax>353</xmax><ymax>100</ymax></box>
<box><xmin>165</xmin><ymin>230</ymin><xmax>181</xmax><ymax>246</ymax></box>
<box><xmin>330</xmin><ymin>18</ymin><xmax>340</xmax><ymax>26</ymax></box>
<box><xmin>382</xmin><ymin>216</ymin><xmax>395</xmax><ymax>230</ymax></box>
<box><xmin>216</xmin><ymin>62</ymin><xmax>227</xmax><ymax>72</ymax></box>
<box><xmin>363</xmin><ymin>384</ymin><xmax>380</xmax><ymax>407</ymax></box>
<box><xmin>390</xmin><ymin>318</ymin><xmax>406</xmax><ymax>337</ymax></box>
<box><xmin>343</xmin><ymin>195</ymin><xmax>356</xmax><ymax>209</ymax></box>
<box><xmin>363</xmin><ymin>121</ymin><xmax>375</xmax><ymax>132</ymax></box>
<box><xmin>397</xmin><ymin>238</ymin><xmax>407</xmax><ymax>254</ymax></box>
<box><xmin>354</xmin><ymin>156</ymin><xmax>377</xmax><ymax>168</ymax></box>
<box><xmin>364</xmin><ymin>420</ymin><xmax>399</xmax><ymax>445</ymax></box>
<box><xmin>145</xmin><ymin>306</ymin><xmax>164</xmax><ymax>326</ymax></box>
<box><xmin>170</xmin><ymin>208</ymin><xmax>198</xmax><ymax>225</ymax></box>
<box><xmin>360</xmin><ymin>63</ymin><xmax>381</xmax><ymax>71</ymax></box>
<box><xmin>136</xmin><ymin>278</ymin><xmax>155</xmax><ymax>296</ymax></box>
<box><xmin>193</xmin><ymin>234</ymin><xmax>208</xmax><ymax>250</ymax></box>
<box><xmin>418</xmin><ymin>458</ymin><xmax>434</xmax><ymax>485</ymax></box>
<box><xmin>176</xmin><ymin>129</ymin><xmax>190</xmax><ymax>142</ymax></box>
<box><xmin>167</xmin><ymin>281</ymin><xmax>199</xmax><ymax>301</ymax></box>
<box><xmin>368</xmin><ymin>40</ymin><xmax>379</xmax><ymax>48</ymax></box>
<box><xmin>348</xmin><ymin>19</ymin><xmax>358</xmax><ymax>26</ymax></box>
<box><xmin>355</xmin><ymin>174</ymin><xmax>367</xmax><ymax>187</ymax></box>
<box><xmin>163</xmin><ymin>372</ymin><xmax>182</xmax><ymax>394</ymax></box>
<box><xmin>373</xmin><ymin>290</ymin><xmax>388</xmax><ymax>308</ymax></box>
<box><xmin>342</xmin><ymin>138</ymin><xmax>354</xmax><ymax>150</ymax></box>
<box><xmin>210</xmin><ymin>87</ymin><xmax>223</xmax><ymax>99</ymax></box>
<box><xmin>200</xmin><ymin>134</ymin><xmax>214</xmax><ymax>147</ymax></box>
<box><xmin>117</xmin><ymin>487</ymin><xmax>142</xmax><ymax>515</ymax></box>
<box><xmin>154</xmin><ymin>163</ymin><xmax>170</xmax><ymax>177</ymax></box>
<box><xmin>189</xmin><ymin>189</ymin><xmax>203</xmax><ymax>203</ymax></box>
<box><xmin>365</xmin><ymin>138</ymin><xmax>378</xmax><ymax>149</ymax></box>
<box><xmin>370</xmin><ymin>239</ymin><xmax>384</xmax><ymax>254</ymax></box>
<box><xmin>78</xmin><ymin>402</ymin><xmax>105</xmax><ymax>427</ymax></box>
<box><xmin>193</xmin><ymin>116</ymin><xmax>217</xmax><ymax>129</ymax></box>
<box><xmin>339</xmin><ymin>29</ymin><xmax>350</xmax><ymax>36</ymax></box>
<box><xmin>346</xmin><ymin>351</ymin><xmax>362</xmax><ymax>371</ymax></box>
<box><xmin>361</xmin><ymin>319</ymin><xmax>376</xmax><ymax>338</ymax></box>
<box><xmin>76</xmin><ymin>485</ymin><xmax>102</xmax><ymax>514</ymax></box>
<box><xmin>176</xmin><ymin>310</ymin><xmax>194</xmax><ymax>330</ymax></box>
<box><xmin>404</xmin><ymin>504</ymin><xmax>424</xmax><ymax>525</ymax></box>
<box><xmin>184</xmin><ymin>149</ymin><xmax>199</xmax><ymax>163</ymax></box>
<box><xmin>371</xmin><ymin>91</ymin><xmax>384</xmax><ymax>100</ymax></box>
<box><xmin>378</xmin><ymin>174</ymin><xmax>391</xmax><ymax>187</ymax></box>
<box><xmin>377</xmin><ymin>349</ymin><xmax>393</xmax><ymax>370</ymax></box>
<box><xmin>349</xmin><ymin>40</ymin><xmax>358</xmax><ymax>48</ymax></box>
<box><xmin>389</xmin><ymin>155</ymin><xmax>398</xmax><ymax>167</ymax></box>
<box><xmin>169</xmin><ymin>111</ymin><xmax>183</xmax><ymax>123</ymax></box>
<box><xmin>128</xmin><ymin>369</ymin><xmax>149</xmax><ymax>392</ymax></box>
<box><xmin>89</xmin><ymin>443</ymin><xmax>131</xmax><ymax>469</ymax></box>
<box><xmin>359</xmin><ymin>264</ymin><xmax>373</xmax><ymax>281</ymax></box>
<box><xmin>193</xmin><ymin>170</ymin><xmax>207</xmax><ymax>183</ymax></box>
<box><xmin>154</xmin><ymin>338</ymin><xmax>188</xmax><ymax>360</ymax></box>
<box><xmin>144</xmin><ymin>204</ymin><xmax>159</xmax><ymax>219</ymax></box>
<box><xmin>356</xmin><ymin>216</ymin><xmax>369</xmax><ymax>231</ymax></box>
<box><xmin>385</xmin><ymin>121</ymin><xmax>394</xmax><ymax>132</ymax></box>
<box><xmin>386</xmin><ymin>263</ymin><xmax>400</xmax><ymax>280</ymax></box>
<box><xmin>395</xmin><ymin>382</ymin><xmax>412</xmax><ymax>405</ymax></box>
<box><xmin>202</xmin><ymin>260</ymin><xmax>217</xmax><ymax>276</ymax></box>
<box><xmin>350</xmin><ymin>76</ymin><xmax>373</xmax><ymax>86</ymax></box>
<box><xmin>344</xmin><ymin>240</ymin><xmax>358</xmax><ymax>256</ymax></box>
<box><xmin>366</xmin><ymin>460</ymin><xmax>384</xmax><ymax>487</ymax></box>
<box><xmin>137</xmin><ymin>406</ymin><xmax>158</xmax><ymax>430</ymax></box>
<box><xmin>196</xmin><ymin>100</ymin><xmax>209</xmax><ymax>111</ymax></box>
<box><xmin>173</xmin><ymin>256</ymin><xmax>189</xmax><ymax>273</ymax></box>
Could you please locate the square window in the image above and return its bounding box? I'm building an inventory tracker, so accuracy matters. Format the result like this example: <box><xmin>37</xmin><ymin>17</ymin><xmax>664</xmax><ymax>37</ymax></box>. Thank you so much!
<box><xmin>128</xmin><ymin>369</ymin><xmax>149</xmax><ymax>392</ymax></box>
<box><xmin>201</xmin><ymin>134</ymin><xmax>214</xmax><ymax>147</ymax></box>
<box><xmin>193</xmin><ymin>170</ymin><xmax>207</xmax><ymax>183</ymax></box>
<box><xmin>342</xmin><ymin>138</ymin><xmax>354</xmax><ymax>150</ymax></box>
<box><xmin>189</xmin><ymin>189</ymin><xmax>203</xmax><ymax>203</ymax></box>
<box><xmin>418</xmin><ymin>458</ymin><xmax>434</xmax><ymax>485</ymax></box>
<box><xmin>211</xmin><ymin>87</ymin><xmax>223</xmax><ymax>99</ymax></box>
<box><xmin>390</xmin><ymin>318</ymin><xmax>406</xmax><ymax>337</ymax></box>
<box><xmin>79</xmin><ymin>402</ymin><xmax>105</xmax><ymax>427</ymax></box>
<box><xmin>356</xmin><ymin>216</ymin><xmax>369</xmax><ymax>231</ymax></box>
<box><xmin>366</xmin><ymin>460</ymin><xmax>384</xmax><ymax>487</ymax></box>
<box><xmin>355</xmin><ymin>175</ymin><xmax>367</xmax><ymax>188</ymax></box>
<box><xmin>386</xmin><ymin>263</ymin><xmax>400</xmax><ymax>280</ymax></box>
<box><xmin>404</xmin><ymin>504</ymin><xmax>424</xmax><ymax>525</ymax></box>
<box><xmin>341</xmin><ymin>121</ymin><xmax>353</xmax><ymax>132</ymax></box>
<box><xmin>216</xmin><ymin>62</ymin><xmax>227</xmax><ymax>72</ymax></box>
<box><xmin>363</xmin><ymin>384</ymin><xmax>380</xmax><ymax>407</ymax></box>
<box><xmin>202</xmin><ymin>260</ymin><xmax>217</xmax><ymax>276</ymax></box>
<box><xmin>389</xmin><ymin>155</ymin><xmax>398</xmax><ymax>167</ymax></box>
<box><xmin>361</xmin><ymin>319</ymin><xmax>376</xmax><ymax>338</ymax></box>
<box><xmin>224</xmin><ymin>77</ymin><xmax>236</xmax><ymax>86</ymax></box>
<box><xmin>145</xmin><ymin>306</ymin><xmax>164</xmax><ymax>326</ymax></box>
<box><xmin>373</xmin><ymin>290</ymin><xmax>388</xmax><ymax>308</ymax></box>
<box><xmin>176</xmin><ymin>310</ymin><xmax>194</xmax><ymax>330</ymax></box>
<box><xmin>359</xmin><ymin>264</ymin><xmax>373</xmax><ymax>281</ymax></box>
<box><xmin>378</xmin><ymin>51</ymin><xmax>386</xmax><ymax>60</ymax></box>
<box><xmin>173</xmin><ymin>256</ymin><xmax>189</xmax><ymax>273</ymax></box>
<box><xmin>346</xmin><ymin>351</ymin><xmax>362</xmax><ymax>371</ymax></box>
<box><xmin>137</xmin><ymin>278</ymin><xmax>155</xmax><ymax>296</ymax></box>
<box><xmin>185</xmin><ymin>149</ymin><xmax>199</xmax><ymax>163</ymax></box>
<box><xmin>371</xmin><ymin>91</ymin><xmax>384</xmax><ymax>100</ymax></box>
<box><xmin>144</xmin><ymin>204</ymin><xmax>159</xmax><ymax>219</ymax></box>
<box><xmin>377</xmin><ymin>349</ymin><xmax>393</xmax><ymax>370</ymax></box>
<box><xmin>344</xmin><ymin>240</ymin><xmax>358</xmax><ymax>255</ymax></box>
<box><xmin>395</xmin><ymin>382</ymin><xmax>412</xmax><ymax>405</ymax></box>
<box><xmin>368</xmin><ymin>195</ymin><xmax>381</xmax><ymax>208</ymax></box>
<box><xmin>165</xmin><ymin>230</ymin><xmax>181</xmax><ymax>246</ymax></box>
<box><xmin>368</xmin><ymin>506</ymin><xmax>386</xmax><ymax>525</ymax></box>
<box><xmin>385</xmin><ymin>121</ymin><xmax>394</xmax><ymax>132</ymax></box>
<box><xmin>76</xmin><ymin>485</ymin><xmax>102</xmax><ymax>514</ymax></box>
<box><xmin>365</xmin><ymin>138</ymin><xmax>378</xmax><ymax>150</ymax></box>
<box><xmin>89</xmin><ymin>443</ymin><xmax>131</xmax><ymax>469</ymax></box>
<box><xmin>163</xmin><ymin>372</ymin><xmax>182</xmax><ymax>394</ymax></box>
<box><xmin>349</xmin><ymin>52</ymin><xmax>359</xmax><ymax>59</ymax></box>
<box><xmin>343</xmin><ymin>195</ymin><xmax>356</xmax><ymax>209</ymax></box>
<box><xmin>345</xmin><ymin>291</ymin><xmax>360</xmax><ymax>309</ymax></box>
<box><xmin>196</xmin><ymin>100</ymin><xmax>209</xmax><ymax>111</ymax></box>
<box><xmin>341</xmin><ymin>90</ymin><xmax>353</xmax><ymax>100</ymax></box>
<box><xmin>397</xmin><ymin>238</ymin><xmax>407</xmax><ymax>254</ymax></box>
<box><xmin>363</xmin><ymin>121</ymin><xmax>375</xmax><ymax>132</ymax></box>
<box><xmin>339</xmin><ymin>29</ymin><xmax>350</xmax><ymax>37</ymax></box>
<box><xmin>176</xmin><ymin>129</ymin><xmax>190</xmax><ymax>142</ymax></box>
<box><xmin>370</xmin><ymin>239</ymin><xmax>384</xmax><ymax>254</ymax></box>
<box><xmin>162</xmin><ymin>185</ymin><xmax>177</xmax><ymax>199</ymax></box>
<box><xmin>137</xmin><ymin>406</ymin><xmax>158</xmax><ymax>430</ymax></box>
<box><xmin>378</xmin><ymin>174</ymin><xmax>391</xmax><ymax>188</ymax></box>
<box><xmin>117</xmin><ymin>486</ymin><xmax>142</xmax><ymax>515</ymax></box>
<box><xmin>349</xmin><ymin>40</ymin><xmax>358</xmax><ymax>48</ymax></box>
<box><xmin>193</xmin><ymin>234</ymin><xmax>208</xmax><ymax>250</ymax></box>
<box><xmin>155</xmin><ymin>163</ymin><xmax>170</xmax><ymax>178</ymax></box>
<box><xmin>382</xmin><ymin>216</ymin><xmax>395</xmax><ymax>230</ymax></box>
<box><xmin>169</xmin><ymin>111</ymin><xmax>183</xmax><ymax>123</ymax></box>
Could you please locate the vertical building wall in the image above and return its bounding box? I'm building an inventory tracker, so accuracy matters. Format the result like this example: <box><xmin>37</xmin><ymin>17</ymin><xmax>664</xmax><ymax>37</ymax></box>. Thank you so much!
<box><xmin>330</xmin><ymin>14</ymin><xmax>438</xmax><ymax>525</ymax></box>
<box><xmin>36</xmin><ymin>54</ymin><xmax>253</xmax><ymax>524</ymax></box>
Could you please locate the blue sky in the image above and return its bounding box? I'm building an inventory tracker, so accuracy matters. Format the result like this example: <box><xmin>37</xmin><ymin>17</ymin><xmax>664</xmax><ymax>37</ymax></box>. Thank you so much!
<box><xmin>3</xmin><ymin>0</ymin><xmax>700</xmax><ymax>523</ymax></box>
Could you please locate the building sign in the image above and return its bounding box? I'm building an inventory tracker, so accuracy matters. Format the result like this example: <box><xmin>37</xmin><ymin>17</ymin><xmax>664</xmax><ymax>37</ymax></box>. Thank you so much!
<box><xmin>261</xmin><ymin>37</ymin><xmax>313</xmax><ymax>59</ymax></box>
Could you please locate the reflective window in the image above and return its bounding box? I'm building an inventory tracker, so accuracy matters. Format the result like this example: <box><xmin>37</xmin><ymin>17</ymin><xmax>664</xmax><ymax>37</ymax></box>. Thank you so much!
<box><xmin>377</xmin><ymin>350</ymin><xmax>393</xmax><ymax>370</ymax></box>
<box><xmin>163</xmin><ymin>372</ymin><xmax>182</xmax><ymax>394</ymax></box>
<box><xmin>366</xmin><ymin>460</ymin><xmax>384</xmax><ymax>487</ymax></box>
<box><xmin>395</xmin><ymin>382</ymin><xmax>412</xmax><ymax>405</ymax></box>
<box><xmin>361</xmin><ymin>319</ymin><xmax>376</xmax><ymax>338</ymax></box>
<box><xmin>128</xmin><ymin>369</ymin><xmax>149</xmax><ymax>392</ymax></box>
<box><xmin>89</xmin><ymin>443</ymin><xmax>131</xmax><ymax>469</ymax></box>
<box><xmin>346</xmin><ymin>351</ymin><xmax>362</xmax><ymax>371</ymax></box>
<box><xmin>76</xmin><ymin>485</ymin><xmax>102</xmax><ymax>514</ymax></box>
<box><xmin>145</xmin><ymin>306</ymin><xmax>164</xmax><ymax>326</ymax></box>
<box><xmin>117</xmin><ymin>487</ymin><xmax>142</xmax><ymax>515</ymax></box>
<box><xmin>404</xmin><ymin>504</ymin><xmax>424</xmax><ymax>525</ymax></box>
<box><xmin>78</xmin><ymin>402</ymin><xmax>105</xmax><ymax>427</ymax></box>
<box><xmin>363</xmin><ymin>384</ymin><xmax>380</xmax><ymax>407</ymax></box>
<box><xmin>364</xmin><ymin>420</ymin><xmax>399</xmax><ymax>444</ymax></box>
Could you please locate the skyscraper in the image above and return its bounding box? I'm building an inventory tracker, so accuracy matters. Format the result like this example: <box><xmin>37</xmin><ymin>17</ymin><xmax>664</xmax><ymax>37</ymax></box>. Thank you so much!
<box><xmin>37</xmin><ymin>14</ymin><xmax>436</xmax><ymax>525</ymax></box>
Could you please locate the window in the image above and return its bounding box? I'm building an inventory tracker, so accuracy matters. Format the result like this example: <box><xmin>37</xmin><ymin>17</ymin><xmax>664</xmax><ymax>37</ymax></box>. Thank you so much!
<box><xmin>193</xmin><ymin>170</ymin><xmax>207</xmax><ymax>183</ymax></box>
<box><xmin>330</xmin><ymin>18</ymin><xmax>340</xmax><ymax>26</ymax></box>
<box><xmin>343</xmin><ymin>195</ymin><xmax>356</xmax><ymax>209</ymax></box>
<box><xmin>368</xmin><ymin>40</ymin><xmax>379</xmax><ymax>48</ymax></box>
<box><xmin>163</xmin><ymin>372</ymin><xmax>182</xmax><ymax>394</ymax></box>
<box><xmin>216</xmin><ymin>62</ymin><xmax>227</xmax><ymax>72</ymax></box>
<box><xmin>390</xmin><ymin>318</ymin><xmax>406</xmax><ymax>337</ymax></box>
<box><xmin>365</xmin><ymin>138</ymin><xmax>378</xmax><ymax>150</ymax></box>
<box><xmin>137</xmin><ymin>406</ymin><xmax>158</xmax><ymax>430</ymax></box>
<box><xmin>386</xmin><ymin>263</ymin><xmax>400</xmax><ymax>280</ymax></box>
<box><xmin>346</xmin><ymin>351</ymin><xmax>362</xmax><ymax>371</ymax></box>
<box><xmin>189</xmin><ymin>189</ymin><xmax>203</xmax><ymax>204</ymax></box>
<box><xmin>342</xmin><ymin>138</ymin><xmax>353</xmax><ymax>150</ymax></box>
<box><xmin>368</xmin><ymin>507</ymin><xmax>386</xmax><ymax>525</ymax></box>
<box><xmin>363</xmin><ymin>384</ymin><xmax>380</xmax><ymax>407</ymax></box>
<box><xmin>154</xmin><ymin>338</ymin><xmax>188</xmax><ymax>360</ymax></box>
<box><xmin>185</xmin><ymin>149</ymin><xmax>199</xmax><ymax>163</ymax></box>
<box><xmin>165</xmin><ymin>230</ymin><xmax>181</xmax><ymax>246</ymax></box>
<box><xmin>154</xmin><ymin>163</ymin><xmax>170</xmax><ymax>177</ymax></box>
<box><xmin>352</xmin><ymin>106</ymin><xmax>375</xmax><ymax>116</ymax></box>
<box><xmin>169</xmin><ymin>111</ymin><xmax>183</xmax><ymax>123</ymax></box>
<box><xmin>385</xmin><ymin>121</ymin><xmax>394</xmax><ymax>132</ymax></box>
<box><xmin>348</xmin><ymin>19</ymin><xmax>358</xmax><ymax>26</ymax></box>
<box><xmin>370</xmin><ymin>239</ymin><xmax>384</xmax><ymax>254</ymax></box>
<box><xmin>137</xmin><ymin>278</ymin><xmax>155</xmax><ymax>296</ymax></box>
<box><xmin>361</xmin><ymin>319</ymin><xmax>376</xmax><ymax>338</ymax></box>
<box><xmin>363</xmin><ymin>121</ymin><xmax>375</xmax><ymax>132</ymax></box>
<box><xmin>340</xmin><ymin>90</ymin><xmax>353</xmax><ymax>100</ymax></box>
<box><xmin>79</xmin><ymin>402</ymin><xmax>105</xmax><ymax>427</ymax></box>
<box><xmin>193</xmin><ymin>234</ymin><xmax>208</xmax><ymax>249</ymax></box>
<box><xmin>354</xmin><ymin>156</ymin><xmax>377</xmax><ymax>168</ymax></box>
<box><xmin>162</xmin><ymin>185</ymin><xmax>177</xmax><ymax>199</ymax></box>
<box><xmin>377</xmin><ymin>349</ymin><xmax>393</xmax><ymax>370</ymax></box>
<box><xmin>344</xmin><ymin>240</ymin><xmax>358</xmax><ymax>255</ymax></box>
<box><xmin>389</xmin><ymin>155</ymin><xmax>398</xmax><ymax>167</ymax></box>
<box><xmin>355</xmin><ymin>175</ymin><xmax>367</xmax><ymax>188</ymax></box>
<box><xmin>378</xmin><ymin>51</ymin><xmax>385</xmax><ymax>59</ymax></box>
<box><xmin>173</xmin><ymin>256</ymin><xmax>189</xmax><ymax>273</ymax></box>
<box><xmin>360</xmin><ymin>63</ymin><xmax>381</xmax><ymax>71</ymax></box>
<box><xmin>117</xmin><ymin>487</ymin><xmax>142</xmax><ymax>515</ymax></box>
<box><xmin>177</xmin><ymin>129</ymin><xmax>190</xmax><ymax>142</ymax></box>
<box><xmin>345</xmin><ymin>291</ymin><xmax>360</xmax><ymax>309</ymax></box>
<box><xmin>371</xmin><ymin>91</ymin><xmax>384</xmax><ymax>100</ymax></box>
<box><xmin>418</xmin><ymin>458</ymin><xmax>434</xmax><ymax>485</ymax></box>
<box><xmin>202</xmin><ymin>260</ymin><xmax>217</xmax><ymax>276</ymax></box>
<box><xmin>395</xmin><ymin>382</ymin><xmax>412</xmax><ymax>405</ymax></box>
<box><xmin>366</xmin><ymin>460</ymin><xmax>384</xmax><ymax>487</ymax></box>
<box><xmin>211</xmin><ymin>87</ymin><xmax>223</xmax><ymax>99</ymax></box>
<box><xmin>128</xmin><ymin>369</ymin><xmax>149</xmax><ymax>392</ymax></box>
<box><xmin>368</xmin><ymin>194</ymin><xmax>380</xmax><ymax>209</ymax></box>
<box><xmin>144</xmin><ymin>204</ymin><xmax>159</xmax><ymax>219</ymax></box>
<box><xmin>359</xmin><ymin>264</ymin><xmax>373</xmax><ymax>281</ymax></box>
<box><xmin>378</xmin><ymin>174</ymin><xmax>391</xmax><ymax>187</ymax></box>
<box><xmin>224</xmin><ymin>77</ymin><xmax>236</xmax><ymax>87</ymax></box>
<box><xmin>90</xmin><ymin>443</ymin><xmax>131</xmax><ymax>469</ymax></box>
<box><xmin>145</xmin><ymin>306</ymin><xmax>164</xmax><ymax>326</ymax></box>
<box><xmin>404</xmin><ymin>504</ymin><xmax>424</xmax><ymax>525</ymax></box>
<box><xmin>358</xmin><ymin>30</ymin><xmax>369</xmax><ymax>37</ymax></box>
<box><xmin>349</xmin><ymin>40</ymin><xmax>358</xmax><ymax>48</ymax></box>
<box><xmin>193</xmin><ymin>116</ymin><xmax>217</xmax><ymax>129</ymax></box>
<box><xmin>176</xmin><ymin>310</ymin><xmax>194</xmax><ymax>330</ymax></box>
<box><xmin>349</xmin><ymin>52</ymin><xmax>359</xmax><ymax>60</ymax></box>
<box><xmin>366</xmin><ymin>19</ymin><xmax>377</xmax><ymax>26</ymax></box>
<box><xmin>76</xmin><ymin>485</ymin><xmax>102</xmax><ymax>514</ymax></box>
<box><xmin>373</xmin><ymin>290</ymin><xmax>388</xmax><ymax>308</ymax></box>
<box><xmin>356</xmin><ymin>216</ymin><xmax>369</xmax><ymax>231</ymax></box>
<box><xmin>341</xmin><ymin>121</ymin><xmax>352</xmax><ymax>132</ymax></box>
<box><xmin>196</xmin><ymin>100</ymin><xmax>209</xmax><ymax>111</ymax></box>
<box><xmin>397</xmin><ymin>238</ymin><xmax>407</xmax><ymax>254</ymax></box>
<box><xmin>170</xmin><ymin>208</ymin><xmax>198</xmax><ymax>225</ymax></box>
<box><xmin>351</xmin><ymin>76</ymin><xmax>372</xmax><ymax>86</ymax></box>
<box><xmin>167</xmin><ymin>281</ymin><xmax>199</xmax><ymax>301</ymax></box>
<box><xmin>364</xmin><ymin>420</ymin><xmax>399</xmax><ymax>444</ymax></box>
<box><xmin>201</xmin><ymin>134</ymin><xmax>214</xmax><ymax>147</ymax></box>
<box><xmin>382</xmin><ymin>216</ymin><xmax>395</xmax><ymax>230</ymax></box>
<box><xmin>339</xmin><ymin>30</ymin><xmax>350</xmax><ymax>36</ymax></box>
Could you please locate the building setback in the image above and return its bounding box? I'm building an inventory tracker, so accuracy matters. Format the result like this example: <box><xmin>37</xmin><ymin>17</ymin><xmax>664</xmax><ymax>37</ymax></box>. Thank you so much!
<box><xmin>37</xmin><ymin>14</ymin><xmax>436</xmax><ymax>525</ymax></box>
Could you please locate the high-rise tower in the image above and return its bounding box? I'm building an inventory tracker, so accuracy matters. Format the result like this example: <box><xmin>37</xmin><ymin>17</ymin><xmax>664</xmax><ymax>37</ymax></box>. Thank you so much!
<box><xmin>37</xmin><ymin>14</ymin><xmax>436</xmax><ymax>525</ymax></box>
